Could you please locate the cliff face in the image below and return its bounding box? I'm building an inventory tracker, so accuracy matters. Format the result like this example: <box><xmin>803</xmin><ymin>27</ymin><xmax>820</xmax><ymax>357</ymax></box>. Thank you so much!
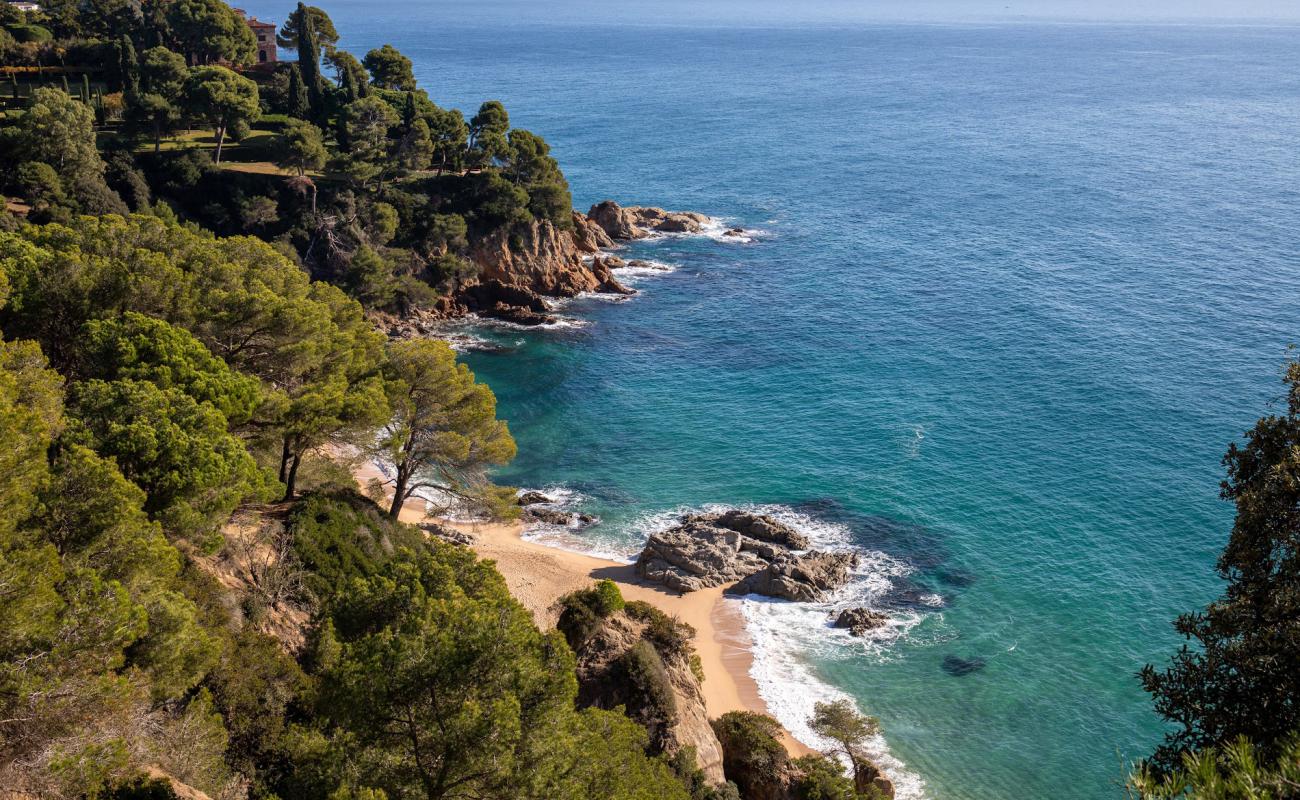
<box><xmin>467</xmin><ymin>212</ymin><xmax>623</xmax><ymax>298</ymax></box>
<box><xmin>566</xmin><ymin>607</ymin><xmax>726</xmax><ymax>785</ymax></box>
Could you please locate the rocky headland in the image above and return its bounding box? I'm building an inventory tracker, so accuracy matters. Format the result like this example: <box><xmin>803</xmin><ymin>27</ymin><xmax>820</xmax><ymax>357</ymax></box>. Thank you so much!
<box><xmin>373</xmin><ymin>201</ymin><xmax>717</xmax><ymax>337</ymax></box>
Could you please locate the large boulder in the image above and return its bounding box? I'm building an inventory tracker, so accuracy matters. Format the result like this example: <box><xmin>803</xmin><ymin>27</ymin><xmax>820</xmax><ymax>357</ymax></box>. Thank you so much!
<box><xmin>714</xmin><ymin>509</ymin><xmax>809</xmax><ymax>549</ymax></box>
<box><xmin>834</xmin><ymin>607</ymin><xmax>888</xmax><ymax>636</ymax></box>
<box><xmin>635</xmin><ymin>517</ymin><xmax>769</xmax><ymax>593</ymax></box>
<box><xmin>587</xmin><ymin>200</ymin><xmax>714</xmax><ymax>240</ymax></box>
<box><xmin>731</xmin><ymin>551</ymin><xmax>859</xmax><ymax>602</ymax></box>
<box><xmin>634</xmin><ymin>510</ymin><xmax>854</xmax><ymax>601</ymax></box>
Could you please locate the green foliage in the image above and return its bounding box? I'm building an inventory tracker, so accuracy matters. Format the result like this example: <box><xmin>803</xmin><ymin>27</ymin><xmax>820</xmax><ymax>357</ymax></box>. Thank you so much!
<box><xmin>469</xmin><ymin>99</ymin><xmax>510</xmax><ymax>168</ymax></box>
<box><xmin>286</xmin><ymin>62</ymin><xmax>310</xmax><ymax>119</ymax></box>
<box><xmin>141</xmin><ymin>46</ymin><xmax>188</xmax><ymax>99</ymax></box>
<box><xmin>341</xmin><ymin>94</ymin><xmax>399</xmax><ymax>188</ymax></box>
<box><xmin>557</xmin><ymin>580</ymin><xmax>625</xmax><ymax>649</ymax></box>
<box><xmin>277</xmin><ymin>4</ymin><xmax>338</xmax><ymax>54</ymax></box>
<box><xmin>1129</xmin><ymin>734</ymin><xmax>1300</xmax><ymax>799</ymax></box>
<box><xmin>315</xmin><ymin>545</ymin><xmax>577</xmax><ymax>797</ymax></box>
<box><xmin>626</xmin><ymin>599</ymin><xmax>697</xmax><ymax>657</ymax></box>
<box><xmin>375</xmin><ymin>338</ymin><xmax>516</xmax><ymax>519</ymax></box>
<box><xmin>288</xmin><ymin>488</ymin><xmax>427</xmax><ymax>601</ymax></box>
<box><xmin>68</xmin><ymin>377</ymin><xmax>274</xmax><ymax>543</ymax></box>
<box><xmin>9</xmin><ymin>87</ymin><xmax>125</xmax><ymax>215</ymax></box>
<box><xmin>1141</xmin><ymin>358</ymin><xmax>1300</xmax><ymax>772</ymax></box>
<box><xmin>363</xmin><ymin>43</ymin><xmax>415</xmax><ymax>91</ymax></box>
<box><xmin>277</xmin><ymin>117</ymin><xmax>327</xmax><ymax>176</ymax></box>
<box><xmin>166</xmin><ymin>0</ymin><xmax>255</xmax><ymax>66</ymax></box>
<box><xmin>621</xmin><ymin>639</ymin><xmax>678</xmax><ymax>726</ymax></box>
<box><xmin>508</xmin><ymin>128</ymin><xmax>573</xmax><ymax>228</ymax></box>
<box><xmin>80</xmin><ymin>312</ymin><xmax>262</xmax><ymax>424</ymax></box>
<box><xmin>183</xmin><ymin>66</ymin><xmax>260</xmax><ymax>164</ymax></box>
<box><xmin>791</xmin><ymin>755</ymin><xmax>864</xmax><ymax>800</ymax></box>
<box><xmin>712</xmin><ymin>711</ymin><xmax>791</xmax><ymax>800</ymax></box>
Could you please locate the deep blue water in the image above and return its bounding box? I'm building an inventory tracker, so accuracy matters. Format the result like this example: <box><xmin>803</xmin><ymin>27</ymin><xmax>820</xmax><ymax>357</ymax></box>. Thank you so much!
<box><xmin>244</xmin><ymin>5</ymin><xmax>1300</xmax><ymax>796</ymax></box>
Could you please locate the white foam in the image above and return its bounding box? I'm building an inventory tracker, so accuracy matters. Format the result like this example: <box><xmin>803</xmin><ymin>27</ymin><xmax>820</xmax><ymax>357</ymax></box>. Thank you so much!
<box><xmin>516</xmin><ymin>486</ymin><xmax>637</xmax><ymax>562</ymax></box>
<box><xmin>467</xmin><ymin>312</ymin><xmax>591</xmax><ymax>332</ymax></box>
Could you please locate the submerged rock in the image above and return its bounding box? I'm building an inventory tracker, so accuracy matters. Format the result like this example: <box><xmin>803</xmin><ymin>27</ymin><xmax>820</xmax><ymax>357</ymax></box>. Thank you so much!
<box><xmin>941</xmin><ymin>655</ymin><xmax>987</xmax><ymax>676</ymax></box>
<box><xmin>833</xmin><ymin>607</ymin><xmax>888</xmax><ymax>636</ymax></box>
<box><xmin>723</xmin><ymin>227</ymin><xmax>746</xmax><ymax>237</ymax></box>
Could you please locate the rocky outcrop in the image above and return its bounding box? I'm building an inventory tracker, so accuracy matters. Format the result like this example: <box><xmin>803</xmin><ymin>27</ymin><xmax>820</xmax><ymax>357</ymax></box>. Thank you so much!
<box><xmin>834</xmin><ymin>607</ymin><xmax>888</xmax><ymax>636</ymax></box>
<box><xmin>732</xmin><ymin>551</ymin><xmax>859</xmax><ymax>602</ymax></box>
<box><xmin>563</xmin><ymin>603</ymin><xmax>725</xmax><ymax>784</ymax></box>
<box><xmin>856</xmin><ymin>760</ymin><xmax>897</xmax><ymax>799</ymax></box>
<box><xmin>468</xmin><ymin>216</ymin><xmax>630</xmax><ymax>299</ymax></box>
<box><xmin>523</xmin><ymin>506</ymin><xmax>596</xmax><ymax>527</ymax></box>
<box><xmin>419</xmin><ymin>522</ymin><xmax>476</xmax><ymax>546</ymax></box>
<box><xmin>588</xmin><ymin>200</ymin><xmax>713</xmax><ymax>240</ymax></box>
<box><xmin>453</xmin><ymin>279</ymin><xmax>558</xmax><ymax>326</ymax></box>
<box><xmin>634</xmin><ymin>511</ymin><xmax>856</xmax><ymax>601</ymax></box>
<box><xmin>517</xmin><ymin>490</ymin><xmax>554</xmax><ymax>505</ymax></box>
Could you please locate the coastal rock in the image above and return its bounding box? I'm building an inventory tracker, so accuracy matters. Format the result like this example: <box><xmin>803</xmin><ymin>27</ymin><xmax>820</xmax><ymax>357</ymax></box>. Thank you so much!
<box><xmin>723</xmin><ymin>227</ymin><xmax>746</xmax><ymax>237</ymax></box>
<box><xmin>524</xmin><ymin>506</ymin><xmax>596</xmax><ymax>527</ymax></box>
<box><xmin>588</xmin><ymin>199</ymin><xmax>647</xmax><ymax>240</ymax></box>
<box><xmin>589</xmin><ymin>255</ymin><xmax>636</xmax><ymax>295</ymax></box>
<box><xmin>563</xmin><ymin>605</ymin><xmax>726</xmax><ymax>784</ymax></box>
<box><xmin>634</xmin><ymin>510</ymin><xmax>841</xmax><ymax>598</ymax></box>
<box><xmin>587</xmin><ymin>200</ymin><xmax>713</xmax><ymax>240</ymax></box>
<box><xmin>517</xmin><ymin>491</ymin><xmax>554</xmax><ymax>506</ymax></box>
<box><xmin>731</xmin><ymin>551</ymin><xmax>859</xmax><ymax>602</ymax></box>
<box><xmin>636</xmin><ymin>518</ymin><xmax>770</xmax><ymax>592</ymax></box>
<box><xmin>572</xmin><ymin>209</ymin><xmax>615</xmax><ymax>251</ymax></box>
<box><xmin>834</xmin><ymin>607</ymin><xmax>888</xmax><ymax>636</ymax></box>
<box><xmin>855</xmin><ymin>760</ymin><xmax>897</xmax><ymax>799</ymax></box>
<box><xmin>456</xmin><ymin>280</ymin><xmax>559</xmax><ymax>326</ymax></box>
<box><xmin>419</xmin><ymin>522</ymin><xmax>476</xmax><ymax>546</ymax></box>
<box><xmin>714</xmin><ymin>509</ymin><xmax>810</xmax><ymax>549</ymax></box>
<box><xmin>469</xmin><ymin>216</ymin><xmax>612</xmax><ymax>297</ymax></box>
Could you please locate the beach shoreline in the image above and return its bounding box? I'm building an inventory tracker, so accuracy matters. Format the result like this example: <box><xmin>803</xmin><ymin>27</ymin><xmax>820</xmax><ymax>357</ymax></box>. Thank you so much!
<box><xmin>352</xmin><ymin>459</ymin><xmax>814</xmax><ymax>757</ymax></box>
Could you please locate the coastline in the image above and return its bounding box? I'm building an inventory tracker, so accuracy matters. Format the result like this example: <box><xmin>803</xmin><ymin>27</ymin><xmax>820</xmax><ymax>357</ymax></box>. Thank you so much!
<box><xmin>352</xmin><ymin>460</ymin><xmax>814</xmax><ymax>757</ymax></box>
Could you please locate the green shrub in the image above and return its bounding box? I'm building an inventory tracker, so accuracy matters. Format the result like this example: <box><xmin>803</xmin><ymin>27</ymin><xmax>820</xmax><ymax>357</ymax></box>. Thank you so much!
<box><xmin>626</xmin><ymin>600</ymin><xmax>696</xmax><ymax>657</ymax></box>
<box><xmin>621</xmin><ymin>639</ymin><xmax>677</xmax><ymax>725</ymax></box>
<box><xmin>8</xmin><ymin>24</ymin><xmax>52</xmax><ymax>43</ymax></box>
<box><xmin>288</xmin><ymin>488</ymin><xmax>427</xmax><ymax>601</ymax></box>
<box><xmin>790</xmin><ymin>754</ymin><xmax>862</xmax><ymax>800</ymax></box>
<box><xmin>711</xmin><ymin>711</ymin><xmax>790</xmax><ymax>800</ymax></box>
<box><xmin>557</xmin><ymin>579</ymin><xmax>626</xmax><ymax>649</ymax></box>
<box><xmin>593</xmin><ymin>579</ymin><xmax>625</xmax><ymax>615</ymax></box>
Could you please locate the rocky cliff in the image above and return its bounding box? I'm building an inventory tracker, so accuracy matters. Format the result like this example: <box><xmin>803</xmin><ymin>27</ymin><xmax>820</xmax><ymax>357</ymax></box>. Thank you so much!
<box><xmin>559</xmin><ymin>593</ymin><xmax>726</xmax><ymax>785</ymax></box>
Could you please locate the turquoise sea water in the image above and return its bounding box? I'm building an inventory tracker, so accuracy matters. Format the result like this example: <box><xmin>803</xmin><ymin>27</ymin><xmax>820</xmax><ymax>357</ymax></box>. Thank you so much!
<box><xmin>245</xmin><ymin>5</ymin><xmax>1300</xmax><ymax>797</ymax></box>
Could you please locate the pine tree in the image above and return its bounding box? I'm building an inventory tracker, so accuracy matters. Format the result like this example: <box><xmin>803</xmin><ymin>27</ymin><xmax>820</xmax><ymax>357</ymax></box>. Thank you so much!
<box><xmin>402</xmin><ymin>91</ymin><xmax>415</xmax><ymax>132</ymax></box>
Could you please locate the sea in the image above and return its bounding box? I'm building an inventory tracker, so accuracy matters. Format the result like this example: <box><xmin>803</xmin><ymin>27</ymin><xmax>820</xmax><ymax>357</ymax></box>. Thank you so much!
<box><xmin>241</xmin><ymin>3</ymin><xmax>1300</xmax><ymax>796</ymax></box>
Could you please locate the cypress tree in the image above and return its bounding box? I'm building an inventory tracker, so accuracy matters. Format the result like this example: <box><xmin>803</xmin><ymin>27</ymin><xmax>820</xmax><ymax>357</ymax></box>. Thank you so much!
<box><xmin>402</xmin><ymin>91</ymin><xmax>416</xmax><ymax>131</ymax></box>
<box><xmin>61</xmin><ymin>74</ymin><xmax>70</xmax><ymax>94</ymax></box>
<box><xmin>294</xmin><ymin>3</ymin><xmax>326</xmax><ymax>122</ymax></box>
<box><xmin>81</xmin><ymin>73</ymin><xmax>90</xmax><ymax>104</ymax></box>
<box><xmin>287</xmin><ymin>64</ymin><xmax>309</xmax><ymax>119</ymax></box>
<box><xmin>339</xmin><ymin>60</ymin><xmax>358</xmax><ymax>104</ymax></box>
<box><xmin>117</xmin><ymin>35</ymin><xmax>139</xmax><ymax>97</ymax></box>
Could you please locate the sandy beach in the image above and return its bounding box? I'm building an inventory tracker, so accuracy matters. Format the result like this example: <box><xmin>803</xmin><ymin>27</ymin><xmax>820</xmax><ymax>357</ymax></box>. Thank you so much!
<box><xmin>353</xmin><ymin>459</ymin><xmax>813</xmax><ymax>756</ymax></box>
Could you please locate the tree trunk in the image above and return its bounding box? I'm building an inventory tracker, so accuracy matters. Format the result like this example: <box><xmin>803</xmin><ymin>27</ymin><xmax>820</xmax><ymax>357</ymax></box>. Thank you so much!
<box><xmin>388</xmin><ymin>465</ymin><xmax>410</xmax><ymax>519</ymax></box>
<box><xmin>283</xmin><ymin>452</ymin><xmax>302</xmax><ymax>502</ymax></box>
<box><xmin>278</xmin><ymin>438</ymin><xmax>292</xmax><ymax>484</ymax></box>
<box><xmin>214</xmin><ymin>124</ymin><xmax>225</xmax><ymax>164</ymax></box>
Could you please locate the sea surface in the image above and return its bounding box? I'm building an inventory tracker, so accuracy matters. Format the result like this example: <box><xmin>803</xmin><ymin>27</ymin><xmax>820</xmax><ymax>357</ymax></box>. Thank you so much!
<box><xmin>243</xmin><ymin>5</ymin><xmax>1300</xmax><ymax>797</ymax></box>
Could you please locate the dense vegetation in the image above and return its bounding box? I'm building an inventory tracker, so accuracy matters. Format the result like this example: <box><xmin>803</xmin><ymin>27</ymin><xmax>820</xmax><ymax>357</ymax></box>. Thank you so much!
<box><xmin>0</xmin><ymin>3</ymin><xmax>701</xmax><ymax>794</ymax></box>
<box><xmin>0</xmin><ymin>0</ymin><xmax>575</xmax><ymax>316</ymax></box>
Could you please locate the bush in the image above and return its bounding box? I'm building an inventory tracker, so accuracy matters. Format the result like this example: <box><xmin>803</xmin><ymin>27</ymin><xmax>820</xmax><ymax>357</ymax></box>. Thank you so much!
<box><xmin>557</xmin><ymin>579</ymin><xmax>626</xmax><ymax>649</ymax></box>
<box><xmin>626</xmin><ymin>600</ymin><xmax>696</xmax><ymax>657</ymax></box>
<box><xmin>621</xmin><ymin>639</ymin><xmax>677</xmax><ymax>726</ymax></box>
<box><xmin>790</xmin><ymin>755</ymin><xmax>861</xmax><ymax>800</ymax></box>
<box><xmin>711</xmin><ymin>711</ymin><xmax>790</xmax><ymax>800</ymax></box>
<box><xmin>288</xmin><ymin>488</ymin><xmax>427</xmax><ymax>601</ymax></box>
